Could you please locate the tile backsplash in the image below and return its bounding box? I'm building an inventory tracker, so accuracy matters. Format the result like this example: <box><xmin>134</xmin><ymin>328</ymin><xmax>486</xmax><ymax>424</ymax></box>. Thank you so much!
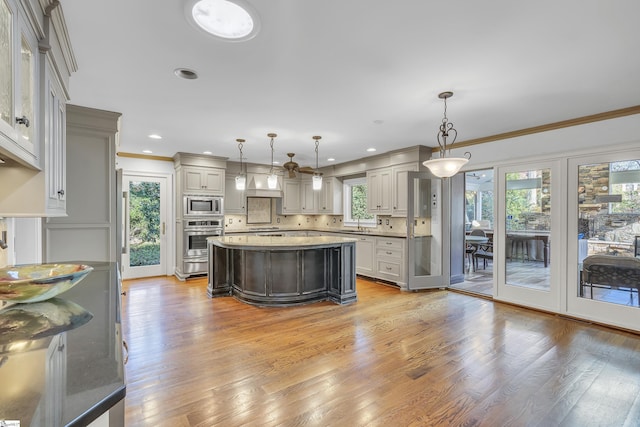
<box><xmin>224</xmin><ymin>199</ymin><xmax>420</xmax><ymax>235</ymax></box>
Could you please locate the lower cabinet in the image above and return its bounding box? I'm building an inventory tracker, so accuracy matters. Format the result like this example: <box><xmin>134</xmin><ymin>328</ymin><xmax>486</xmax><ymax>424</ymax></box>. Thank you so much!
<box><xmin>354</xmin><ymin>235</ymin><xmax>375</xmax><ymax>276</ymax></box>
<box><xmin>375</xmin><ymin>237</ymin><xmax>405</xmax><ymax>285</ymax></box>
<box><xmin>331</xmin><ymin>233</ymin><xmax>406</xmax><ymax>287</ymax></box>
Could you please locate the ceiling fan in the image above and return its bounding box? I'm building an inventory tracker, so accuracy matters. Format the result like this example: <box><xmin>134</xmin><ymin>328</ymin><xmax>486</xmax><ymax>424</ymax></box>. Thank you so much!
<box><xmin>282</xmin><ymin>153</ymin><xmax>321</xmax><ymax>178</ymax></box>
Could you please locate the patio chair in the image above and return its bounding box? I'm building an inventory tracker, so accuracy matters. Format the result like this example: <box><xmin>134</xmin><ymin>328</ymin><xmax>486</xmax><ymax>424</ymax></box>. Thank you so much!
<box><xmin>581</xmin><ymin>254</ymin><xmax>640</xmax><ymax>304</ymax></box>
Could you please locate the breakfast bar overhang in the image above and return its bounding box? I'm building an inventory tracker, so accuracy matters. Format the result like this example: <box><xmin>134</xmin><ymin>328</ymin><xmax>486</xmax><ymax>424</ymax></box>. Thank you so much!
<box><xmin>207</xmin><ymin>235</ymin><xmax>358</xmax><ymax>306</ymax></box>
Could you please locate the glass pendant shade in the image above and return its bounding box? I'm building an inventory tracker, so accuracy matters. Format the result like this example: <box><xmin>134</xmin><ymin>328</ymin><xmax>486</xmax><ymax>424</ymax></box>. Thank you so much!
<box><xmin>235</xmin><ymin>174</ymin><xmax>246</xmax><ymax>190</ymax></box>
<box><xmin>312</xmin><ymin>174</ymin><xmax>322</xmax><ymax>190</ymax></box>
<box><xmin>422</xmin><ymin>157</ymin><xmax>469</xmax><ymax>178</ymax></box>
<box><xmin>267</xmin><ymin>173</ymin><xmax>278</xmax><ymax>189</ymax></box>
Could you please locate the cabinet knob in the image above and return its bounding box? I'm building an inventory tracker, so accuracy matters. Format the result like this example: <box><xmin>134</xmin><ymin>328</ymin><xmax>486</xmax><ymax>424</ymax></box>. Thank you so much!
<box><xmin>16</xmin><ymin>115</ymin><xmax>30</xmax><ymax>127</ymax></box>
<box><xmin>58</xmin><ymin>189</ymin><xmax>65</xmax><ymax>196</ymax></box>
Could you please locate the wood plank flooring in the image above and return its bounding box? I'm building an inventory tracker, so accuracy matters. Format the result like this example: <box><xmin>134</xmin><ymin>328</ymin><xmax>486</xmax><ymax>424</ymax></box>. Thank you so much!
<box><xmin>121</xmin><ymin>275</ymin><xmax>640</xmax><ymax>426</ymax></box>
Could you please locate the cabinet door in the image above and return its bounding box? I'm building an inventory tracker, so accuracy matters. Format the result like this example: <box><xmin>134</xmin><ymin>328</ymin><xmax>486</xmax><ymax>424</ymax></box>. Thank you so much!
<box><xmin>224</xmin><ymin>174</ymin><xmax>245</xmax><ymax>214</ymax></box>
<box><xmin>203</xmin><ymin>169</ymin><xmax>224</xmax><ymax>194</ymax></box>
<box><xmin>0</xmin><ymin>1</ymin><xmax>38</xmax><ymax>166</ymax></box>
<box><xmin>0</xmin><ymin>0</ymin><xmax>14</xmax><ymax>135</ymax></box>
<box><xmin>281</xmin><ymin>179</ymin><xmax>301</xmax><ymax>213</ymax></box>
<box><xmin>300</xmin><ymin>179</ymin><xmax>317</xmax><ymax>213</ymax></box>
<box><xmin>392</xmin><ymin>163</ymin><xmax>418</xmax><ymax>217</ymax></box>
<box><xmin>318</xmin><ymin>178</ymin><xmax>342</xmax><ymax>214</ymax></box>
<box><xmin>44</xmin><ymin>69</ymin><xmax>66</xmax><ymax>214</ymax></box>
<box><xmin>367</xmin><ymin>168</ymin><xmax>392</xmax><ymax>214</ymax></box>
<box><xmin>183</xmin><ymin>167</ymin><xmax>224</xmax><ymax>194</ymax></box>
<box><xmin>184</xmin><ymin>168</ymin><xmax>204</xmax><ymax>192</ymax></box>
<box><xmin>355</xmin><ymin>236</ymin><xmax>375</xmax><ymax>275</ymax></box>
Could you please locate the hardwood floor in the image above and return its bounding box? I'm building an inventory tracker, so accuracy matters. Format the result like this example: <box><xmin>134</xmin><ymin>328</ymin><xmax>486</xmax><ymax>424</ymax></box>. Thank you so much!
<box><xmin>122</xmin><ymin>275</ymin><xmax>640</xmax><ymax>426</ymax></box>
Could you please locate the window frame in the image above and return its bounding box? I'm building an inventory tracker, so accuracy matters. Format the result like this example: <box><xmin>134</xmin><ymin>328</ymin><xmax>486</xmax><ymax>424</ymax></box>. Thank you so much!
<box><xmin>343</xmin><ymin>177</ymin><xmax>376</xmax><ymax>228</ymax></box>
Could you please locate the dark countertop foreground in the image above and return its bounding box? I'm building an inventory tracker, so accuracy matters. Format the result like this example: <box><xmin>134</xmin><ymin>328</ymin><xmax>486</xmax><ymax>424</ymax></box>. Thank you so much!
<box><xmin>0</xmin><ymin>262</ymin><xmax>125</xmax><ymax>426</ymax></box>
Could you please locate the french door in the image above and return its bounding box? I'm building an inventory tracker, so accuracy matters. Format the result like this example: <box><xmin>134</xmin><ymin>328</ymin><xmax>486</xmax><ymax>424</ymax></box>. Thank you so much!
<box><xmin>122</xmin><ymin>174</ymin><xmax>168</xmax><ymax>279</ymax></box>
<box><xmin>566</xmin><ymin>150</ymin><xmax>640</xmax><ymax>331</ymax></box>
<box><xmin>495</xmin><ymin>160</ymin><xmax>562</xmax><ymax>311</ymax></box>
<box><xmin>407</xmin><ymin>172</ymin><xmax>449</xmax><ymax>289</ymax></box>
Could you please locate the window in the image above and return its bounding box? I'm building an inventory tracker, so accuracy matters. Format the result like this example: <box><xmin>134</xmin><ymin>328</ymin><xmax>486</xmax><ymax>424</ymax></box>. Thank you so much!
<box><xmin>343</xmin><ymin>177</ymin><xmax>375</xmax><ymax>227</ymax></box>
<box><xmin>609</xmin><ymin>160</ymin><xmax>640</xmax><ymax>214</ymax></box>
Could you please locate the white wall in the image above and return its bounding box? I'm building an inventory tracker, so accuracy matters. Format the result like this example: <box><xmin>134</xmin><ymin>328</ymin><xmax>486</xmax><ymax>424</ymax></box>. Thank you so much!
<box><xmin>449</xmin><ymin>113</ymin><xmax>640</xmax><ymax>170</ymax></box>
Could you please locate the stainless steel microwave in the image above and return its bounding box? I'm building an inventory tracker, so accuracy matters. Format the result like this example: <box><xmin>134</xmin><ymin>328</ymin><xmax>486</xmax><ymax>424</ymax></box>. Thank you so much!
<box><xmin>184</xmin><ymin>195</ymin><xmax>223</xmax><ymax>216</ymax></box>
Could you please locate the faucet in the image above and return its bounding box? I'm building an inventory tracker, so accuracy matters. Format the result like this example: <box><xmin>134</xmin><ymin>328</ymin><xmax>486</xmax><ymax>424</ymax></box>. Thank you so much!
<box><xmin>0</xmin><ymin>231</ymin><xmax>7</xmax><ymax>250</ymax></box>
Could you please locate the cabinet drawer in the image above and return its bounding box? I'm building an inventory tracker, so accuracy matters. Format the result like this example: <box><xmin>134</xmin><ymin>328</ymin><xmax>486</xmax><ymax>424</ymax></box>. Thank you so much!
<box><xmin>376</xmin><ymin>238</ymin><xmax>403</xmax><ymax>250</ymax></box>
<box><xmin>377</xmin><ymin>260</ymin><xmax>401</xmax><ymax>279</ymax></box>
<box><xmin>376</xmin><ymin>247</ymin><xmax>402</xmax><ymax>259</ymax></box>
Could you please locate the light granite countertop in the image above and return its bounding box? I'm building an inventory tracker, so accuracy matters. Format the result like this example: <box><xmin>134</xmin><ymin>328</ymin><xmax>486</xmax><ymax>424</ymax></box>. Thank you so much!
<box><xmin>224</xmin><ymin>228</ymin><xmax>411</xmax><ymax>239</ymax></box>
<box><xmin>208</xmin><ymin>235</ymin><xmax>358</xmax><ymax>250</ymax></box>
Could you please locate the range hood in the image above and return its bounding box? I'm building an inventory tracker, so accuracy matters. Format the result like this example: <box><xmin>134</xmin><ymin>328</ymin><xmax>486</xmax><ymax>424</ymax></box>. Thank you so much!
<box><xmin>244</xmin><ymin>174</ymin><xmax>283</xmax><ymax>198</ymax></box>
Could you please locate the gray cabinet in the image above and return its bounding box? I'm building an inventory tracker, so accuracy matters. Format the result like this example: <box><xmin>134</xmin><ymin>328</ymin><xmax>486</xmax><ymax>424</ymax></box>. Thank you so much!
<box><xmin>279</xmin><ymin>178</ymin><xmax>301</xmax><ymax>214</ymax></box>
<box><xmin>367</xmin><ymin>167</ymin><xmax>392</xmax><ymax>214</ymax></box>
<box><xmin>43</xmin><ymin>105</ymin><xmax>121</xmax><ymax>263</ymax></box>
<box><xmin>391</xmin><ymin>163</ymin><xmax>418</xmax><ymax>217</ymax></box>
<box><xmin>318</xmin><ymin>177</ymin><xmax>343</xmax><ymax>214</ymax></box>
<box><xmin>0</xmin><ymin>0</ymin><xmax>38</xmax><ymax>167</ymax></box>
<box><xmin>182</xmin><ymin>165</ymin><xmax>224</xmax><ymax>194</ymax></box>
<box><xmin>0</xmin><ymin>0</ymin><xmax>73</xmax><ymax>216</ymax></box>
<box><xmin>355</xmin><ymin>235</ymin><xmax>375</xmax><ymax>276</ymax></box>
<box><xmin>224</xmin><ymin>174</ymin><xmax>245</xmax><ymax>214</ymax></box>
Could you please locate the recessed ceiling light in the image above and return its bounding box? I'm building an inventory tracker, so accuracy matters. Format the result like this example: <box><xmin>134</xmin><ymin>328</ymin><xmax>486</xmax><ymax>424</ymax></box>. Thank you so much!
<box><xmin>327</xmin><ymin>158</ymin><xmax>335</xmax><ymax>162</ymax></box>
<box><xmin>366</xmin><ymin>148</ymin><xmax>376</xmax><ymax>152</ymax></box>
<box><xmin>272</xmin><ymin>161</ymin><xmax>280</xmax><ymax>165</ymax></box>
<box><xmin>148</xmin><ymin>134</ymin><xmax>162</xmax><ymax>139</ymax></box>
<box><xmin>186</xmin><ymin>0</ymin><xmax>261</xmax><ymax>42</ymax></box>
<box><xmin>174</xmin><ymin>68</ymin><xmax>199</xmax><ymax>80</ymax></box>
<box><xmin>203</xmin><ymin>151</ymin><xmax>213</xmax><ymax>155</ymax></box>
<box><xmin>142</xmin><ymin>150</ymin><xmax>153</xmax><ymax>154</ymax></box>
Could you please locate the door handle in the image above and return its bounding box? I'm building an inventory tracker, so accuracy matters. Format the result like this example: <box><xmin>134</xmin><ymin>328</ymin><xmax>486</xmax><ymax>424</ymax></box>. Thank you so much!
<box><xmin>162</xmin><ymin>222</ymin><xmax>166</xmax><ymax>235</ymax></box>
<box><xmin>122</xmin><ymin>191</ymin><xmax>130</xmax><ymax>255</ymax></box>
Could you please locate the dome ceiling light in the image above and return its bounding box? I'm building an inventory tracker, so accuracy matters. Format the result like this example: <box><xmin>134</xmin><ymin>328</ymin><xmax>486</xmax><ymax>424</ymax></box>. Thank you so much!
<box><xmin>186</xmin><ymin>0</ymin><xmax>261</xmax><ymax>42</ymax></box>
<box><xmin>422</xmin><ymin>91</ymin><xmax>471</xmax><ymax>178</ymax></box>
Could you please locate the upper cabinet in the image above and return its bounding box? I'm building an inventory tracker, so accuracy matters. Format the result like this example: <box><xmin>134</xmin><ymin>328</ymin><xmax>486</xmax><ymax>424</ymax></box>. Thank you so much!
<box><xmin>174</xmin><ymin>153</ymin><xmax>226</xmax><ymax>198</ymax></box>
<box><xmin>317</xmin><ymin>177</ymin><xmax>342</xmax><ymax>214</ymax></box>
<box><xmin>224</xmin><ymin>173</ymin><xmax>245</xmax><ymax>214</ymax></box>
<box><xmin>0</xmin><ymin>0</ymin><xmax>76</xmax><ymax>217</ymax></box>
<box><xmin>278</xmin><ymin>178</ymin><xmax>301</xmax><ymax>214</ymax></box>
<box><xmin>300</xmin><ymin>178</ymin><xmax>317</xmax><ymax>213</ymax></box>
<box><xmin>182</xmin><ymin>166</ymin><xmax>224</xmax><ymax>195</ymax></box>
<box><xmin>367</xmin><ymin>167</ymin><xmax>392</xmax><ymax>214</ymax></box>
<box><xmin>391</xmin><ymin>163</ymin><xmax>418</xmax><ymax>217</ymax></box>
<box><xmin>0</xmin><ymin>0</ymin><xmax>38</xmax><ymax>166</ymax></box>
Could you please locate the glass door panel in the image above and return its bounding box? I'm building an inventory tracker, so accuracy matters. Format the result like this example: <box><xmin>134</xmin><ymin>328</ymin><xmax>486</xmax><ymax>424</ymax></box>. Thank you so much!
<box><xmin>504</xmin><ymin>168</ymin><xmax>551</xmax><ymax>289</ymax></box>
<box><xmin>567</xmin><ymin>151</ymin><xmax>640</xmax><ymax>331</ymax></box>
<box><xmin>122</xmin><ymin>174</ymin><xmax>167</xmax><ymax>279</ymax></box>
<box><xmin>496</xmin><ymin>161</ymin><xmax>560</xmax><ymax>311</ymax></box>
<box><xmin>407</xmin><ymin>172</ymin><xmax>448</xmax><ymax>289</ymax></box>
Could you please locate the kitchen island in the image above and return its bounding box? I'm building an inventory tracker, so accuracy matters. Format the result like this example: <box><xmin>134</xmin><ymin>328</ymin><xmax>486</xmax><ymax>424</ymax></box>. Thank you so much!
<box><xmin>0</xmin><ymin>262</ymin><xmax>125</xmax><ymax>426</ymax></box>
<box><xmin>207</xmin><ymin>235</ymin><xmax>357</xmax><ymax>306</ymax></box>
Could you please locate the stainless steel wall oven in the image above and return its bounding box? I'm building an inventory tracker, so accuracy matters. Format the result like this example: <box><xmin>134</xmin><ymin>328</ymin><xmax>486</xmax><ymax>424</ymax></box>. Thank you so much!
<box><xmin>182</xmin><ymin>217</ymin><xmax>224</xmax><ymax>276</ymax></box>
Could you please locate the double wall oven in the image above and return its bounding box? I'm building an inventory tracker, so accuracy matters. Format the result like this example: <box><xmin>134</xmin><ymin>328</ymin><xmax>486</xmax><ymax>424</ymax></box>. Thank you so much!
<box><xmin>181</xmin><ymin>195</ymin><xmax>224</xmax><ymax>277</ymax></box>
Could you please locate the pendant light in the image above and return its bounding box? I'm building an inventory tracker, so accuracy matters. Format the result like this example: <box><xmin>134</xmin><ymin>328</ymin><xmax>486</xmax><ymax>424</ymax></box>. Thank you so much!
<box><xmin>267</xmin><ymin>133</ymin><xmax>278</xmax><ymax>189</ymax></box>
<box><xmin>312</xmin><ymin>135</ymin><xmax>322</xmax><ymax>190</ymax></box>
<box><xmin>235</xmin><ymin>138</ymin><xmax>246</xmax><ymax>190</ymax></box>
<box><xmin>422</xmin><ymin>91</ymin><xmax>471</xmax><ymax>178</ymax></box>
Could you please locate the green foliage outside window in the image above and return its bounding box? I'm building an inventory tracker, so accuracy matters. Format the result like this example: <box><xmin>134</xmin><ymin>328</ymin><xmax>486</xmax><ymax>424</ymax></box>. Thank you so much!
<box><xmin>129</xmin><ymin>181</ymin><xmax>160</xmax><ymax>266</ymax></box>
<box><xmin>351</xmin><ymin>184</ymin><xmax>373</xmax><ymax>220</ymax></box>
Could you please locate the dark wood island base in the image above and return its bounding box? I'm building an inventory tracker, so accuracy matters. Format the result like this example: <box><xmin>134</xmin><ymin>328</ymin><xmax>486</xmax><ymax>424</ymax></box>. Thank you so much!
<box><xmin>207</xmin><ymin>236</ymin><xmax>358</xmax><ymax>306</ymax></box>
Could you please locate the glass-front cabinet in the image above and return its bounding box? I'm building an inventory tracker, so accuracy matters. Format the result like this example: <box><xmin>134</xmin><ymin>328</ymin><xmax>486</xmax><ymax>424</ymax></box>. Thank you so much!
<box><xmin>0</xmin><ymin>0</ymin><xmax>38</xmax><ymax>166</ymax></box>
